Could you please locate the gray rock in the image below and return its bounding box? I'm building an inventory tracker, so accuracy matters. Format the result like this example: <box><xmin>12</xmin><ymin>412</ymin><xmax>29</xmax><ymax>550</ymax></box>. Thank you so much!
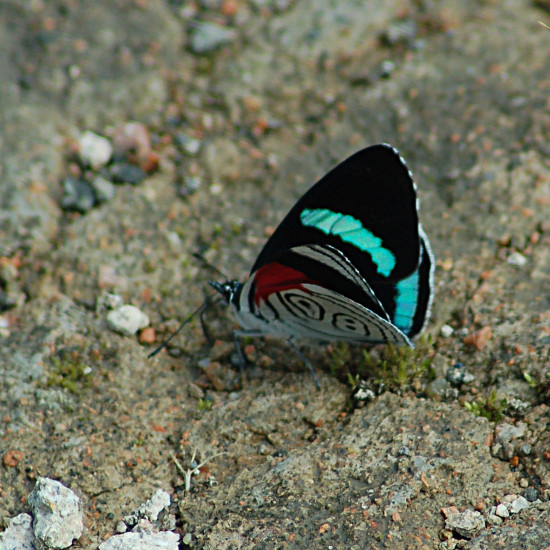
<box><xmin>28</xmin><ymin>477</ymin><xmax>83</xmax><ymax>549</ymax></box>
<box><xmin>90</xmin><ymin>175</ymin><xmax>116</xmax><ymax>203</ymax></box>
<box><xmin>109</xmin><ymin>163</ymin><xmax>147</xmax><ymax>185</ymax></box>
<box><xmin>445</xmin><ymin>509</ymin><xmax>485</xmax><ymax>539</ymax></box>
<box><xmin>98</xmin><ymin>531</ymin><xmax>179</xmax><ymax>550</ymax></box>
<box><xmin>492</xmin><ymin>422</ymin><xmax>526</xmax><ymax>459</ymax></box>
<box><xmin>61</xmin><ymin>177</ymin><xmax>96</xmax><ymax>212</ymax></box>
<box><xmin>425</xmin><ymin>376</ymin><xmax>453</xmax><ymax>400</ymax></box>
<box><xmin>123</xmin><ymin>489</ymin><xmax>171</xmax><ymax>527</ymax></box>
<box><xmin>524</xmin><ymin>487</ymin><xmax>539</xmax><ymax>502</ymax></box>
<box><xmin>486</xmin><ymin>509</ymin><xmax>503</xmax><ymax>526</ymax></box>
<box><xmin>0</xmin><ymin>513</ymin><xmax>35</xmax><ymax>550</ymax></box>
<box><xmin>189</xmin><ymin>21</ymin><xmax>237</xmax><ymax>53</ymax></box>
<box><xmin>107</xmin><ymin>305</ymin><xmax>150</xmax><ymax>336</ymax></box>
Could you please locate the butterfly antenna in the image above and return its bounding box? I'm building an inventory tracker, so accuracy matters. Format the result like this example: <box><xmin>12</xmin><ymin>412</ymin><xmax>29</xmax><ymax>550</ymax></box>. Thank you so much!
<box><xmin>148</xmin><ymin>298</ymin><xmax>212</xmax><ymax>358</ymax></box>
<box><xmin>192</xmin><ymin>252</ymin><xmax>230</xmax><ymax>281</ymax></box>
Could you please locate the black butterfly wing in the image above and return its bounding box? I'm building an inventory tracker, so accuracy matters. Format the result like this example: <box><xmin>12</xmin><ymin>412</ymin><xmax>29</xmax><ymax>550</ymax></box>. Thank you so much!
<box><xmin>370</xmin><ymin>230</ymin><xmax>434</xmax><ymax>338</ymax></box>
<box><xmin>250</xmin><ymin>143</ymin><xmax>433</xmax><ymax>338</ymax></box>
<box><xmin>252</xmin><ymin>144</ymin><xmax>420</xmax><ymax>281</ymax></box>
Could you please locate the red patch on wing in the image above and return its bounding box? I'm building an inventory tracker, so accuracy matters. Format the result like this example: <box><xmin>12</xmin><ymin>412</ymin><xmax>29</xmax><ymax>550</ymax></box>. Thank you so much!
<box><xmin>253</xmin><ymin>262</ymin><xmax>319</xmax><ymax>306</ymax></box>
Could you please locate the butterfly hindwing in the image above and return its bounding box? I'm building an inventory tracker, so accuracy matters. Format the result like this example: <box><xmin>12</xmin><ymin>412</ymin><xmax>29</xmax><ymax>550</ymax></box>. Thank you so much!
<box><xmin>236</xmin><ymin>244</ymin><xmax>412</xmax><ymax>345</ymax></box>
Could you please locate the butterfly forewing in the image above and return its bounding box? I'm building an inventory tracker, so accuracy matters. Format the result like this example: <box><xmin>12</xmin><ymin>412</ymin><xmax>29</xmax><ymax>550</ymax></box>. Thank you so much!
<box><xmin>251</xmin><ymin>144</ymin><xmax>421</xmax><ymax>283</ymax></box>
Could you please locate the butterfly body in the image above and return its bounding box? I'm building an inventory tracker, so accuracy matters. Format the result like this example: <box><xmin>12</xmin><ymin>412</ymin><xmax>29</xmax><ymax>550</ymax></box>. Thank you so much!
<box><xmin>211</xmin><ymin>143</ymin><xmax>434</xmax><ymax>357</ymax></box>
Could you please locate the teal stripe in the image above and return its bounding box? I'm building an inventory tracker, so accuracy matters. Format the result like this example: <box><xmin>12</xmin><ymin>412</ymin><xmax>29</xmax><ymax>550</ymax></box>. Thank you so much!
<box><xmin>300</xmin><ymin>208</ymin><xmax>396</xmax><ymax>277</ymax></box>
<box><xmin>393</xmin><ymin>269</ymin><xmax>419</xmax><ymax>333</ymax></box>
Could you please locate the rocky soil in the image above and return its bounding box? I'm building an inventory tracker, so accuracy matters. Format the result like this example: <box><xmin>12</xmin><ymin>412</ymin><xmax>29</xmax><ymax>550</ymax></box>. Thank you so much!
<box><xmin>1</xmin><ymin>1</ymin><xmax>550</xmax><ymax>548</ymax></box>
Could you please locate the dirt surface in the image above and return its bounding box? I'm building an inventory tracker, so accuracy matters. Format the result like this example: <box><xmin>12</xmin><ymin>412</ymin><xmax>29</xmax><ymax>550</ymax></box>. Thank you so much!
<box><xmin>1</xmin><ymin>0</ymin><xmax>550</xmax><ymax>548</ymax></box>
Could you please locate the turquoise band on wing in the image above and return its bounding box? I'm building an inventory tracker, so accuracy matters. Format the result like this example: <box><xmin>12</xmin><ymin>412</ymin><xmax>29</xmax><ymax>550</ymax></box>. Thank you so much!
<box><xmin>392</xmin><ymin>268</ymin><xmax>419</xmax><ymax>334</ymax></box>
<box><xmin>300</xmin><ymin>208</ymin><xmax>396</xmax><ymax>277</ymax></box>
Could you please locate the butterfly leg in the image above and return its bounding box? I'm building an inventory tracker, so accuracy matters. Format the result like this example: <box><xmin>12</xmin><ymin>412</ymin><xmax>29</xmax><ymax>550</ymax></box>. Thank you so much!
<box><xmin>198</xmin><ymin>308</ymin><xmax>214</xmax><ymax>345</ymax></box>
<box><xmin>286</xmin><ymin>339</ymin><xmax>321</xmax><ymax>391</ymax></box>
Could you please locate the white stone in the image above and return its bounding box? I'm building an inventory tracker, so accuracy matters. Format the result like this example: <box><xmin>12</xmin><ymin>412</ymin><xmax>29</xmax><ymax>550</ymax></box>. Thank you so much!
<box><xmin>507</xmin><ymin>251</ymin><xmax>527</xmax><ymax>266</ymax></box>
<box><xmin>440</xmin><ymin>324</ymin><xmax>454</xmax><ymax>337</ymax></box>
<box><xmin>98</xmin><ymin>531</ymin><xmax>180</xmax><ymax>550</ymax></box>
<box><xmin>509</xmin><ymin>496</ymin><xmax>529</xmax><ymax>514</ymax></box>
<box><xmin>0</xmin><ymin>513</ymin><xmax>35</xmax><ymax>550</ymax></box>
<box><xmin>495</xmin><ymin>503</ymin><xmax>509</xmax><ymax>518</ymax></box>
<box><xmin>107</xmin><ymin>305</ymin><xmax>149</xmax><ymax>336</ymax></box>
<box><xmin>28</xmin><ymin>477</ymin><xmax>83</xmax><ymax>549</ymax></box>
<box><xmin>124</xmin><ymin>489</ymin><xmax>171</xmax><ymax>526</ymax></box>
<box><xmin>78</xmin><ymin>130</ymin><xmax>113</xmax><ymax>169</ymax></box>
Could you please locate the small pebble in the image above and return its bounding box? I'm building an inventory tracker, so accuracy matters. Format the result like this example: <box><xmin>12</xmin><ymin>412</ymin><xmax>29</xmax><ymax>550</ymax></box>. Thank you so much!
<box><xmin>0</xmin><ymin>513</ymin><xmax>34</xmax><ymax>550</ymax></box>
<box><xmin>425</xmin><ymin>377</ymin><xmax>455</xmax><ymax>400</ymax></box>
<box><xmin>124</xmin><ymin>489</ymin><xmax>171</xmax><ymax>527</ymax></box>
<box><xmin>524</xmin><ymin>487</ymin><xmax>539</xmax><ymax>502</ymax></box>
<box><xmin>78</xmin><ymin>130</ymin><xmax>113</xmax><ymax>169</ymax></box>
<box><xmin>188</xmin><ymin>382</ymin><xmax>205</xmax><ymax>399</ymax></box>
<box><xmin>440</xmin><ymin>324</ymin><xmax>454</xmax><ymax>337</ymax></box>
<box><xmin>0</xmin><ymin>315</ymin><xmax>9</xmax><ymax>337</ymax></box>
<box><xmin>28</xmin><ymin>477</ymin><xmax>84</xmax><ymax>549</ymax></box>
<box><xmin>189</xmin><ymin>21</ymin><xmax>237</xmax><ymax>53</ymax></box>
<box><xmin>486</xmin><ymin>510</ymin><xmax>502</xmax><ymax>526</ymax></box>
<box><xmin>507</xmin><ymin>251</ymin><xmax>527</xmax><ymax>266</ymax></box>
<box><xmin>91</xmin><ymin>175</ymin><xmax>116</xmax><ymax>203</ymax></box>
<box><xmin>112</xmin><ymin>122</ymin><xmax>152</xmax><ymax>162</ymax></box>
<box><xmin>197</xmin><ymin>357</ymin><xmax>211</xmax><ymax>369</ymax></box>
<box><xmin>116</xmin><ymin>521</ymin><xmax>127</xmax><ymax>533</ymax></box>
<box><xmin>492</xmin><ymin>423</ymin><xmax>526</xmax><ymax>460</ymax></box>
<box><xmin>507</xmin><ymin>398</ymin><xmax>531</xmax><ymax>414</ymax></box>
<box><xmin>109</xmin><ymin>163</ymin><xmax>147</xmax><ymax>185</ymax></box>
<box><xmin>509</xmin><ymin>496</ymin><xmax>529</xmax><ymax>514</ymax></box>
<box><xmin>107</xmin><ymin>305</ymin><xmax>150</xmax><ymax>336</ymax></box>
<box><xmin>495</xmin><ymin>423</ymin><xmax>526</xmax><ymax>444</ymax></box>
<box><xmin>444</xmin><ymin>508</ymin><xmax>485</xmax><ymax>539</ymax></box>
<box><xmin>139</xmin><ymin>327</ymin><xmax>156</xmax><ymax>344</ymax></box>
<box><xmin>61</xmin><ymin>177</ymin><xmax>96</xmax><ymax>212</ymax></box>
<box><xmin>463</xmin><ymin>326</ymin><xmax>492</xmax><ymax>350</ymax></box>
<box><xmin>495</xmin><ymin>503</ymin><xmax>509</xmax><ymax>518</ymax></box>
<box><xmin>175</xmin><ymin>133</ymin><xmax>202</xmax><ymax>155</ymax></box>
<box><xmin>354</xmin><ymin>386</ymin><xmax>375</xmax><ymax>402</ymax></box>
<box><xmin>98</xmin><ymin>531</ymin><xmax>180</xmax><ymax>550</ymax></box>
<box><xmin>3</xmin><ymin>449</ymin><xmax>23</xmax><ymax>467</ymax></box>
<box><xmin>446</xmin><ymin>363</ymin><xmax>475</xmax><ymax>385</ymax></box>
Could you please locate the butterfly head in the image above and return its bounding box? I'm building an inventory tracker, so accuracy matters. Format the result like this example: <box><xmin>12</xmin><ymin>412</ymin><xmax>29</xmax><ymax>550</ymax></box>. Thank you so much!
<box><xmin>209</xmin><ymin>280</ymin><xmax>242</xmax><ymax>306</ymax></box>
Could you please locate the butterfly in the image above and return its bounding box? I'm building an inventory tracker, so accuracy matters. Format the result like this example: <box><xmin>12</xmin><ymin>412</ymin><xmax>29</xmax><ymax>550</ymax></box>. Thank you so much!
<box><xmin>209</xmin><ymin>143</ymin><xmax>434</xmax><ymax>386</ymax></box>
